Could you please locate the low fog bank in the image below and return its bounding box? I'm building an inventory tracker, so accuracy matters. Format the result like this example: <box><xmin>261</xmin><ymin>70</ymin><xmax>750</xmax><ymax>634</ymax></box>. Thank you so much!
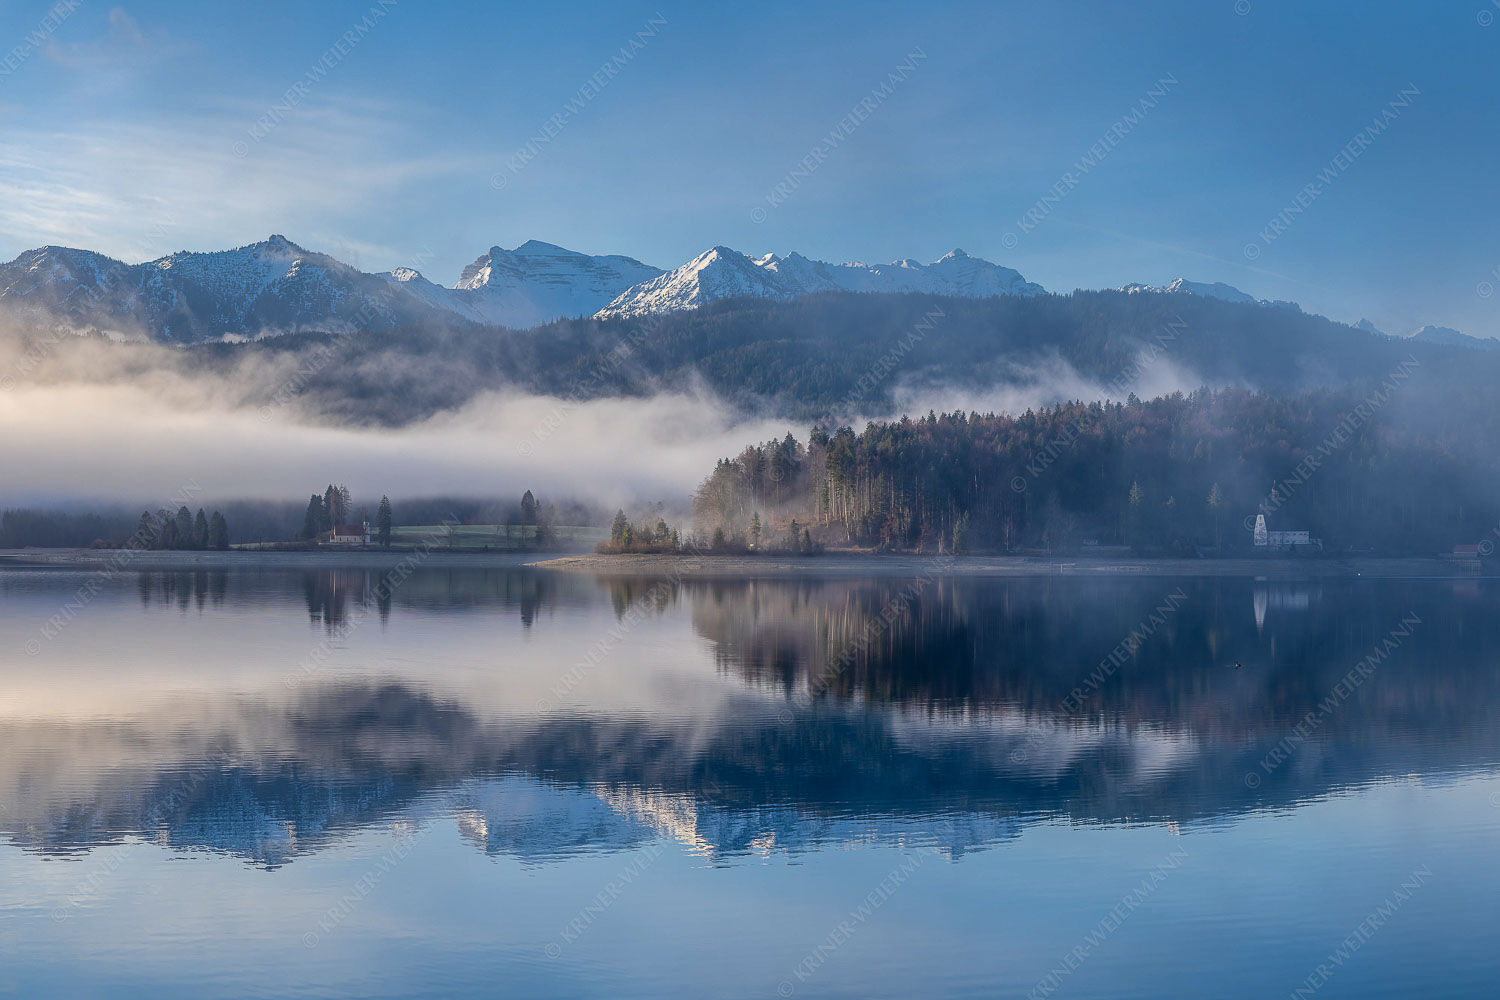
<box><xmin>0</xmin><ymin>380</ymin><xmax>795</xmax><ymax>508</ymax></box>
<box><xmin>3</xmin><ymin>302</ymin><xmax>1492</xmax><ymax>556</ymax></box>
<box><xmin>889</xmin><ymin>351</ymin><xmax>1212</xmax><ymax>419</ymax></box>
<box><xmin>0</xmin><ymin>318</ymin><xmax>1219</xmax><ymax>510</ymax></box>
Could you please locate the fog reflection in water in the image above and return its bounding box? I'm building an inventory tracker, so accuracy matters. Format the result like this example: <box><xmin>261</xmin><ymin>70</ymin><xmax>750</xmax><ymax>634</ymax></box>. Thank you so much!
<box><xmin>1</xmin><ymin>568</ymin><xmax>1495</xmax><ymax>867</ymax></box>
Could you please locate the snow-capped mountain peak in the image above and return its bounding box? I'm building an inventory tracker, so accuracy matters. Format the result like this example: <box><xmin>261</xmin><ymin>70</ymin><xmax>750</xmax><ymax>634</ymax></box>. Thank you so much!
<box><xmin>596</xmin><ymin>246</ymin><xmax>1045</xmax><ymax>318</ymax></box>
<box><xmin>451</xmin><ymin>241</ymin><xmax>665</xmax><ymax>326</ymax></box>
<box><xmin>1407</xmin><ymin>324</ymin><xmax>1498</xmax><ymax>350</ymax></box>
<box><xmin>1120</xmin><ymin>277</ymin><xmax>1255</xmax><ymax>303</ymax></box>
<box><xmin>17</xmin><ymin>235</ymin><xmax>1443</xmax><ymax>342</ymax></box>
<box><xmin>1119</xmin><ymin>276</ymin><xmax>1301</xmax><ymax>311</ymax></box>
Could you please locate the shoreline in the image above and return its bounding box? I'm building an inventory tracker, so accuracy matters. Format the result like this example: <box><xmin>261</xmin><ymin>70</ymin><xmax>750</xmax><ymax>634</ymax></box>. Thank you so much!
<box><xmin>526</xmin><ymin>552</ymin><xmax>1493</xmax><ymax>579</ymax></box>
<box><xmin>0</xmin><ymin>548</ymin><xmax>1491</xmax><ymax>580</ymax></box>
<box><xmin>0</xmin><ymin>548</ymin><xmax>565</xmax><ymax>571</ymax></box>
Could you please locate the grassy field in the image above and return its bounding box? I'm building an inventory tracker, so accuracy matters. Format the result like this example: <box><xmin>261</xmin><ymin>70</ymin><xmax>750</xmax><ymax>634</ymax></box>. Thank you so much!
<box><xmin>388</xmin><ymin>524</ymin><xmax>607</xmax><ymax>551</ymax></box>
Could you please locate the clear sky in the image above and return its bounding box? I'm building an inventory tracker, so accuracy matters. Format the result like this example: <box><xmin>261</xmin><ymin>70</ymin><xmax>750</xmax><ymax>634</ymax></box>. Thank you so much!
<box><xmin>0</xmin><ymin>0</ymin><xmax>1496</xmax><ymax>337</ymax></box>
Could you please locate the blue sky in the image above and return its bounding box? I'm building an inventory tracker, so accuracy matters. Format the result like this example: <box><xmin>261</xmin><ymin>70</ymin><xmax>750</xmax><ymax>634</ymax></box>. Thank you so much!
<box><xmin>0</xmin><ymin>0</ymin><xmax>1496</xmax><ymax>336</ymax></box>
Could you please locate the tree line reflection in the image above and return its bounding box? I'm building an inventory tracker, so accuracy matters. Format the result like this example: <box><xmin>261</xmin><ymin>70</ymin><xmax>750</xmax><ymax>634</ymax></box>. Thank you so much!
<box><xmin>2</xmin><ymin>570</ymin><xmax>1490</xmax><ymax>868</ymax></box>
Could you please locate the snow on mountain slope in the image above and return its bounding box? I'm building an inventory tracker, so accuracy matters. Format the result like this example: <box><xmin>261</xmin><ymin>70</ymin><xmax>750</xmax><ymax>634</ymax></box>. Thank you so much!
<box><xmin>1120</xmin><ymin>277</ymin><xmax>1255</xmax><ymax>304</ymax></box>
<box><xmin>0</xmin><ymin>236</ymin><xmax>662</xmax><ymax>339</ymax></box>
<box><xmin>916</xmin><ymin>248</ymin><xmax>1044</xmax><ymax>297</ymax></box>
<box><xmin>0</xmin><ymin>236</ymin><xmax>447</xmax><ymax>341</ymax></box>
<box><xmin>596</xmin><ymin>247</ymin><xmax>1045</xmax><ymax>318</ymax></box>
<box><xmin>1118</xmin><ymin>277</ymin><xmax>1301</xmax><ymax>311</ymax></box>
<box><xmin>381</xmin><ymin>265</ymin><xmax>483</xmax><ymax>322</ymax></box>
<box><xmin>758</xmin><ymin>250</ymin><xmax>859</xmax><ymax>293</ymax></box>
<box><xmin>15</xmin><ymin>235</ymin><xmax>1418</xmax><ymax>342</ymax></box>
<box><xmin>1407</xmin><ymin>324</ymin><xmax>1498</xmax><ymax>350</ymax></box>
<box><xmin>0</xmin><ymin>246</ymin><xmax>147</xmax><ymax>334</ymax></box>
<box><xmin>139</xmin><ymin>235</ymin><xmax>424</xmax><ymax>340</ymax></box>
<box><xmin>451</xmin><ymin>240</ymin><xmax>664</xmax><ymax>328</ymax></box>
<box><xmin>596</xmin><ymin>246</ymin><xmax>798</xmax><ymax>318</ymax></box>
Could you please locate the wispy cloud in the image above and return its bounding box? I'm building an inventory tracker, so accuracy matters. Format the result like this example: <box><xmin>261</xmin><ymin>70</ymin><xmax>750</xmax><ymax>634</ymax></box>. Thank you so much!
<box><xmin>41</xmin><ymin>4</ymin><xmax>161</xmax><ymax>88</ymax></box>
<box><xmin>0</xmin><ymin>104</ymin><xmax>480</xmax><ymax>262</ymax></box>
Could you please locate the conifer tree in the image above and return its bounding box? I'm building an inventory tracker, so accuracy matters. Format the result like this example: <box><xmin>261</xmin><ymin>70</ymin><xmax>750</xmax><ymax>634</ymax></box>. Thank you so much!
<box><xmin>302</xmin><ymin>495</ymin><xmax>325</xmax><ymax>540</ymax></box>
<box><xmin>208</xmin><ymin>511</ymin><xmax>229</xmax><ymax>550</ymax></box>
<box><xmin>134</xmin><ymin>511</ymin><xmax>156</xmax><ymax>550</ymax></box>
<box><xmin>376</xmin><ymin>496</ymin><xmax>393</xmax><ymax>548</ymax></box>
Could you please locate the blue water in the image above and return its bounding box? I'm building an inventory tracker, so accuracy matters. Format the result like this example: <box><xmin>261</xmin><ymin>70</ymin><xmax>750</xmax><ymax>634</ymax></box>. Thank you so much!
<box><xmin>0</xmin><ymin>566</ymin><xmax>1495</xmax><ymax>998</ymax></box>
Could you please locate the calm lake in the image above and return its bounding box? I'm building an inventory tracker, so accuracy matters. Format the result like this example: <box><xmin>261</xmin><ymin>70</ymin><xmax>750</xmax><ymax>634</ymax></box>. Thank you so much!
<box><xmin>0</xmin><ymin>563</ymin><xmax>1495</xmax><ymax>998</ymax></box>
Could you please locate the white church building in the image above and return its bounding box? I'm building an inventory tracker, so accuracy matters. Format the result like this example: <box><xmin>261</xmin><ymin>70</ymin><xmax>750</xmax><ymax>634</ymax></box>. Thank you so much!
<box><xmin>1252</xmin><ymin>513</ymin><xmax>1319</xmax><ymax>551</ymax></box>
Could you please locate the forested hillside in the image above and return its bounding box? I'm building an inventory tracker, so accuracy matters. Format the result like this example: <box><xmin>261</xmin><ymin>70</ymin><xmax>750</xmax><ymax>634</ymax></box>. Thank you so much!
<box><xmin>692</xmin><ymin>383</ymin><xmax>1500</xmax><ymax>556</ymax></box>
<box><xmin>10</xmin><ymin>289</ymin><xmax>1498</xmax><ymax>426</ymax></box>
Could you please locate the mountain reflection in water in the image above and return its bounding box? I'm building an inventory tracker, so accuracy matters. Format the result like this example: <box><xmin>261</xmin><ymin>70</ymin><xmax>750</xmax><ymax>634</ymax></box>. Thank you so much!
<box><xmin>1</xmin><ymin>568</ymin><xmax>1496</xmax><ymax>869</ymax></box>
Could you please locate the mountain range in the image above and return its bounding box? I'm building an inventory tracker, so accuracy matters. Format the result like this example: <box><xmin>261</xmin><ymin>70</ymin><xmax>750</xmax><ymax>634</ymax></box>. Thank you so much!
<box><xmin>0</xmin><ymin>235</ymin><xmax>1490</xmax><ymax>347</ymax></box>
<box><xmin>595</xmin><ymin>245</ymin><xmax>1044</xmax><ymax>318</ymax></box>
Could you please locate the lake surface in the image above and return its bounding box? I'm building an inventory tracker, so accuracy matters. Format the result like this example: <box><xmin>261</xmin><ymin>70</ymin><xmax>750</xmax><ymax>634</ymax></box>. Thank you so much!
<box><xmin>0</xmin><ymin>564</ymin><xmax>1496</xmax><ymax>998</ymax></box>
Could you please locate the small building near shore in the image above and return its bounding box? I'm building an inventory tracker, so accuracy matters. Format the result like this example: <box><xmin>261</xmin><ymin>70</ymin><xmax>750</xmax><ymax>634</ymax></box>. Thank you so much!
<box><xmin>1252</xmin><ymin>514</ymin><xmax>1319</xmax><ymax>551</ymax></box>
<box><xmin>319</xmin><ymin>522</ymin><xmax>370</xmax><ymax>545</ymax></box>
